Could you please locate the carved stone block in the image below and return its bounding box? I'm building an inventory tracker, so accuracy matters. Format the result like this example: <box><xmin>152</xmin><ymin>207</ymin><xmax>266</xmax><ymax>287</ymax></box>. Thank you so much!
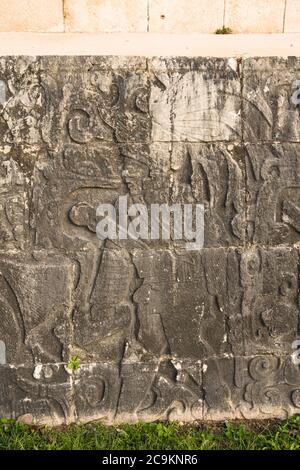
<box><xmin>245</xmin><ymin>143</ymin><xmax>300</xmax><ymax>245</ymax></box>
<box><xmin>0</xmin><ymin>56</ymin><xmax>300</xmax><ymax>424</ymax></box>
<box><xmin>241</xmin><ymin>247</ymin><xmax>299</xmax><ymax>355</ymax></box>
<box><xmin>0</xmin><ymin>253</ymin><xmax>75</xmax><ymax>365</ymax></box>
<box><xmin>32</xmin><ymin>142</ymin><xmax>171</xmax><ymax>251</ymax></box>
<box><xmin>169</xmin><ymin>142</ymin><xmax>246</xmax><ymax>247</ymax></box>
<box><xmin>132</xmin><ymin>248</ymin><xmax>243</xmax><ymax>360</ymax></box>
<box><xmin>73</xmin><ymin>363</ymin><xmax>121</xmax><ymax>424</ymax></box>
<box><xmin>118</xmin><ymin>361</ymin><xmax>203</xmax><ymax>423</ymax></box>
<box><xmin>149</xmin><ymin>57</ymin><xmax>242</xmax><ymax>142</ymax></box>
<box><xmin>203</xmin><ymin>356</ymin><xmax>300</xmax><ymax>420</ymax></box>
<box><xmin>39</xmin><ymin>56</ymin><xmax>150</xmax><ymax>152</ymax></box>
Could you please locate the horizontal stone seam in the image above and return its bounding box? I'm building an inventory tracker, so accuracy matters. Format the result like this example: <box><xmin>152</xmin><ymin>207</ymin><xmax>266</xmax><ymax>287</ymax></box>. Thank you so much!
<box><xmin>2</xmin><ymin>353</ymin><xmax>295</xmax><ymax>369</ymax></box>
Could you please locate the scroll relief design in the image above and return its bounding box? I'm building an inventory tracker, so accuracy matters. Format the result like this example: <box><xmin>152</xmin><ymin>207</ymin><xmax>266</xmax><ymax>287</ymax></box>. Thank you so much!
<box><xmin>0</xmin><ymin>57</ymin><xmax>300</xmax><ymax>424</ymax></box>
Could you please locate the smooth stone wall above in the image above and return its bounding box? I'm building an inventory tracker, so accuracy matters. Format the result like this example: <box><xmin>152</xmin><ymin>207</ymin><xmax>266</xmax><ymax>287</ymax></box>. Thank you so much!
<box><xmin>64</xmin><ymin>0</ymin><xmax>148</xmax><ymax>33</ymax></box>
<box><xmin>0</xmin><ymin>1</ymin><xmax>300</xmax><ymax>33</ymax></box>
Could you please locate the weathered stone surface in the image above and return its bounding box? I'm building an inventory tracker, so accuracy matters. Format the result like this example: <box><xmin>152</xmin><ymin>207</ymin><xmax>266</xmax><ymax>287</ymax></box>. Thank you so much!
<box><xmin>39</xmin><ymin>56</ymin><xmax>150</xmax><ymax>150</ymax></box>
<box><xmin>132</xmin><ymin>248</ymin><xmax>243</xmax><ymax>360</ymax></box>
<box><xmin>203</xmin><ymin>356</ymin><xmax>300</xmax><ymax>420</ymax></box>
<box><xmin>73</xmin><ymin>363</ymin><xmax>120</xmax><ymax>424</ymax></box>
<box><xmin>64</xmin><ymin>0</ymin><xmax>148</xmax><ymax>33</ymax></box>
<box><xmin>0</xmin><ymin>0</ymin><xmax>64</xmax><ymax>33</ymax></box>
<box><xmin>0</xmin><ymin>365</ymin><xmax>73</xmax><ymax>425</ymax></box>
<box><xmin>243</xmin><ymin>57</ymin><xmax>300</xmax><ymax>142</ymax></box>
<box><xmin>224</xmin><ymin>0</ymin><xmax>285</xmax><ymax>34</ymax></box>
<box><xmin>0</xmin><ymin>56</ymin><xmax>300</xmax><ymax>424</ymax></box>
<box><xmin>118</xmin><ymin>361</ymin><xmax>203</xmax><ymax>423</ymax></box>
<box><xmin>32</xmin><ymin>141</ymin><xmax>245</xmax><ymax>251</ymax></box>
<box><xmin>149</xmin><ymin>58</ymin><xmax>242</xmax><ymax>142</ymax></box>
<box><xmin>148</xmin><ymin>0</ymin><xmax>224</xmax><ymax>33</ymax></box>
<box><xmin>241</xmin><ymin>247</ymin><xmax>299</xmax><ymax>356</ymax></box>
<box><xmin>169</xmin><ymin>142</ymin><xmax>245</xmax><ymax>247</ymax></box>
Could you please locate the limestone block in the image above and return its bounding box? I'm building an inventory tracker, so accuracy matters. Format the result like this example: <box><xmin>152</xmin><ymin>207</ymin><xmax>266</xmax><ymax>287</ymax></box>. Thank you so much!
<box><xmin>132</xmin><ymin>248</ymin><xmax>244</xmax><ymax>360</ymax></box>
<box><xmin>224</xmin><ymin>0</ymin><xmax>285</xmax><ymax>33</ymax></box>
<box><xmin>245</xmin><ymin>143</ymin><xmax>300</xmax><ymax>246</ymax></box>
<box><xmin>0</xmin><ymin>254</ymin><xmax>76</xmax><ymax>365</ymax></box>
<box><xmin>0</xmin><ymin>56</ymin><xmax>300</xmax><ymax>424</ymax></box>
<box><xmin>117</xmin><ymin>362</ymin><xmax>203</xmax><ymax>423</ymax></box>
<box><xmin>64</xmin><ymin>0</ymin><xmax>148</xmax><ymax>32</ymax></box>
<box><xmin>148</xmin><ymin>0</ymin><xmax>224</xmax><ymax>33</ymax></box>
<box><xmin>149</xmin><ymin>57</ymin><xmax>241</xmax><ymax>142</ymax></box>
<box><xmin>285</xmin><ymin>0</ymin><xmax>300</xmax><ymax>33</ymax></box>
<box><xmin>241</xmin><ymin>247</ymin><xmax>300</xmax><ymax>356</ymax></box>
<box><xmin>0</xmin><ymin>0</ymin><xmax>64</xmax><ymax>32</ymax></box>
<box><xmin>242</xmin><ymin>57</ymin><xmax>300</xmax><ymax>141</ymax></box>
<box><xmin>0</xmin><ymin>365</ymin><xmax>73</xmax><ymax>425</ymax></box>
<box><xmin>203</xmin><ymin>356</ymin><xmax>300</xmax><ymax>420</ymax></box>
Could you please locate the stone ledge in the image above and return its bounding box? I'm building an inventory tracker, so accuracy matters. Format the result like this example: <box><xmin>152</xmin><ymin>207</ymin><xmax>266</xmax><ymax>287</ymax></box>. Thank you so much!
<box><xmin>0</xmin><ymin>32</ymin><xmax>300</xmax><ymax>57</ymax></box>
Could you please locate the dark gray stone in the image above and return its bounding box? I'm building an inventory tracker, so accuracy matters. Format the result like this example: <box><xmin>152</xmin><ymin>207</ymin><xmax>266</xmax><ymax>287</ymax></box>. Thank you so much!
<box><xmin>0</xmin><ymin>56</ymin><xmax>299</xmax><ymax>423</ymax></box>
<box><xmin>241</xmin><ymin>247</ymin><xmax>299</xmax><ymax>356</ymax></box>
<box><xmin>118</xmin><ymin>361</ymin><xmax>203</xmax><ymax>423</ymax></box>
<box><xmin>149</xmin><ymin>57</ymin><xmax>242</xmax><ymax>142</ymax></box>
<box><xmin>169</xmin><ymin>142</ymin><xmax>246</xmax><ymax>247</ymax></box>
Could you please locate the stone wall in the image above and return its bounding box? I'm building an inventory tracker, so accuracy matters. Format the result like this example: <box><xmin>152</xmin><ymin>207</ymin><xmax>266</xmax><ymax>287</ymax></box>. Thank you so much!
<box><xmin>1</xmin><ymin>56</ymin><xmax>300</xmax><ymax>425</ymax></box>
<box><xmin>0</xmin><ymin>0</ymin><xmax>300</xmax><ymax>34</ymax></box>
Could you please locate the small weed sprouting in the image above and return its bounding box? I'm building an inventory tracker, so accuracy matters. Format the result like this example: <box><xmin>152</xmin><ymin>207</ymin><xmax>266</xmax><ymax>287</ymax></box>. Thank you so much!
<box><xmin>68</xmin><ymin>356</ymin><xmax>80</xmax><ymax>371</ymax></box>
<box><xmin>215</xmin><ymin>26</ymin><xmax>232</xmax><ymax>34</ymax></box>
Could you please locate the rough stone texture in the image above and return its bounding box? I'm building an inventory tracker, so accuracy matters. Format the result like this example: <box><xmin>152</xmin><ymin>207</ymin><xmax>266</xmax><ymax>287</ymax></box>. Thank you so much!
<box><xmin>0</xmin><ymin>0</ymin><xmax>64</xmax><ymax>33</ymax></box>
<box><xmin>1</xmin><ymin>56</ymin><xmax>300</xmax><ymax>425</ymax></box>
<box><xmin>285</xmin><ymin>0</ymin><xmax>300</xmax><ymax>33</ymax></box>
<box><xmin>0</xmin><ymin>0</ymin><xmax>299</xmax><ymax>34</ymax></box>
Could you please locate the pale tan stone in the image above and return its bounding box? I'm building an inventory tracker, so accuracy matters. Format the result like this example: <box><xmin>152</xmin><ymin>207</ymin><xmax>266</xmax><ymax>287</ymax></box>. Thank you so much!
<box><xmin>224</xmin><ymin>0</ymin><xmax>285</xmax><ymax>33</ymax></box>
<box><xmin>64</xmin><ymin>0</ymin><xmax>148</xmax><ymax>32</ymax></box>
<box><xmin>149</xmin><ymin>0</ymin><xmax>224</xmax><ymax>33</ymax></box>
<box><xmin>0</xmin><ymin>0</ymin><xmax>64</xmax><ymax>32</ymax></box>
<box><xmin>284</xmin><ymin>0</ymin><xmax>300</xmax><ymax>33</ymax></box>
<box><xmin>0</xmin><ymin>32</ymin><xmax>300</xmax><ymax>57</ymax></box>
<box><xmin>17</xmin><ymin>414</ymin><xmax>35</xmax><ymax>425</ymax></box>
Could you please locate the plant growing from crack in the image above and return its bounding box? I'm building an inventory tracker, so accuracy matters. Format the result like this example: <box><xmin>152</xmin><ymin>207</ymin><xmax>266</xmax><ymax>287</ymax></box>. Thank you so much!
<box><xmin>215</xmin><ymin>26</ymin><xmax>232</xmax><ymax>34</ymax></box>
<box><xmin>68</xmin><ymin>356</ymin><xmax>80</xmax><ymax>371</ymax></box>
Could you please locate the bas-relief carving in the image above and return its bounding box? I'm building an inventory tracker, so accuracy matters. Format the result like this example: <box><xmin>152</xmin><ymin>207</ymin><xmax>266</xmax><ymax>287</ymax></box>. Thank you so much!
<box><xmin>0</xmin><ymin>57</ymin><xmax>300</xmax><ymax>423</ymax></box>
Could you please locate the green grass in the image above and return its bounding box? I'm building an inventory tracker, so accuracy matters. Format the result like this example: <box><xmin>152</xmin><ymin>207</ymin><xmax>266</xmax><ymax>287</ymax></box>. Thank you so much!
<box><xmin>215</xmin><ymin>26</ymin><xmax>233</xmax><ymax>34</ymax></box>
<box><xmin>0</xmin><ymin>417</ymin><xmax>299</xmax><ymax>450</ymax></box>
